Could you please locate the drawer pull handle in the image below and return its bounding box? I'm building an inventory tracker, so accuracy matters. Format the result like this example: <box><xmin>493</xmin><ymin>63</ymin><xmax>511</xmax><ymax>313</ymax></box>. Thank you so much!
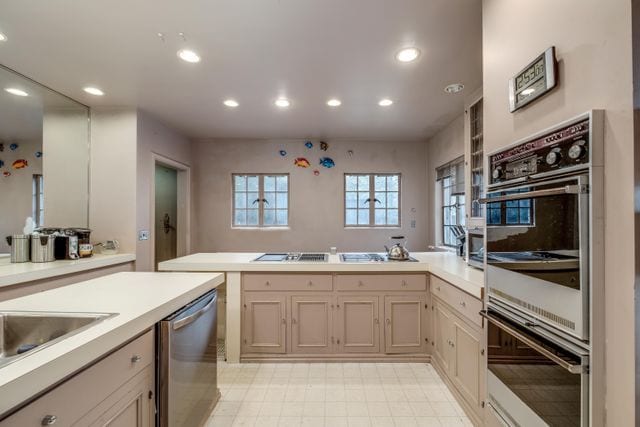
<box><xmin>308</xmin><ymin>281</ymin><xmax>313</xmax><ymax>286</ymax></box>
<box><xmin>131</xmin><ymin>355</ymin><xmax>142</xmax><ymax>363</ymax></box>
<box><xmin>358</xmin><ymin>281</ymin><xmax>364</xmax><ymax>287</ymax></box>
<box><xmin>41</xmin><ymin>415</ymin><xmax>57</xmax><ymax>425</ymax></box>
<box><xmin>401</xmin><ymin>280</ymin><xmax>407</xmax><ymax>286</ymax></box>
<box><xmin>265</xmin><ymin>281</ymin><xmax>271</xmax><ymax>286</ymax></box>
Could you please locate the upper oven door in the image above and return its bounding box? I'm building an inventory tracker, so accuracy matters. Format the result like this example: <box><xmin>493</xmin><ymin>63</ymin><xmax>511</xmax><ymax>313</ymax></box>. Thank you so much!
<box><xmin>483</xmin><ymin>174</ymin><xmax>590</xmax><ymax>340</ymax></box>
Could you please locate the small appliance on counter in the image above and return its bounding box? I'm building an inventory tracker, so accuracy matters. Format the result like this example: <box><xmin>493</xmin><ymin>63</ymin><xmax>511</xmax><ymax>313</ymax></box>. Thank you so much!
<box><xmin>5</xmin><ymin>235</ymin><xmax>30</xmax><ymax>263</ymax></box>
<box><xmin>72</xmin><ymin>228</ymin><xmax>93</xmax><ymax>258</ymax></box>
<box><xmin>466</xmin><ymin>227</ymin><xmax>484</xmax><ymax>269</ymax></box>
<box><xmin>54</xmin><ymin>228</ymin><xmax>79</xmax><ymax>260</ymax></box>
<box><xmin>94</xmin><ymin>239</ymin><xmax>120</xmax><ymax>255</ymax></box>
<box><xmin>31</xmin><ymin>231</ymin><xmax>56</xmax><ymax>263</ymax></box>
<box><xmin>384</xmin><ymin>236</ymin><xmax>411</xmax><ymax>261</ymax></box>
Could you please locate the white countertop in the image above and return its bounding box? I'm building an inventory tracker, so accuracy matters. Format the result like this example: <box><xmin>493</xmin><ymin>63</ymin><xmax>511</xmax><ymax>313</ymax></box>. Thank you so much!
<box><xmin>0</xmin><ymin>253</ymin><xmax>136</xmax><ymax>289</ymax></box>
<box><xmin>0</xmin><ymin>271</ymin><xmax>224</xmax><ymax>417</ymax></box>
<box><xmin>159</xmin><ymin>252</ymin><xmax>484</xmax><ymax>298</ymax></box>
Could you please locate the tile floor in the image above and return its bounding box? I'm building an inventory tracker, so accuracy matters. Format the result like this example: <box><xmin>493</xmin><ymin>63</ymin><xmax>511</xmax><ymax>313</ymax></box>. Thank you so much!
<box><xmin>207</xmin><ymin>362</ymin><xmax>473</xmax><ymax>427</ymax></box>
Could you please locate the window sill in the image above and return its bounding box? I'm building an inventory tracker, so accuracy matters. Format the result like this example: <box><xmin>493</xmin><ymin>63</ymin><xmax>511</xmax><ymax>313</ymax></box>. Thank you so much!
<box><xmin>344</xmin><ymin>226</ymin><xmax>402</xmax><ymax>230</ymax></box>
<box><xmin>231</xmin><ymin>226</ymin><xmax>290</xmax><ymax>231</ymax></box>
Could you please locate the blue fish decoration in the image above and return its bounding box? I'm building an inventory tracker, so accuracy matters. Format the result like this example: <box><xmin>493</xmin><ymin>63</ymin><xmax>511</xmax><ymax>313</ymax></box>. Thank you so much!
<box><xmin>279</xmin><ymin>150</ymin><xmax>287</xmax><ymax>157</ymax></box>
<box><xmin>319</xmin><ymin>157</ymin><xmax>335</xmax><ymax>168</ymax></box>
<box><xmin>35</xmin><ymin>151</ymin><xmax>42</xmax><ymax>158</ymax></box>
<box><xmin>0</xmin><ymin>160</ymin><xmax>4</xmax><ymax>168</ymax></box>
<box><xmin>9</xmin><ymin>143</ymin><xmax>18</xmax><ymax>151</ymax></box>
<box><xmin>305</xmin><ymin>141</ymin><xmax>313</xmax><ymax>149</ymax></box>
<box><xmin>0</xmin><ymin>143</ymin><xmax>4</xmax><ymax>152</ymax></box>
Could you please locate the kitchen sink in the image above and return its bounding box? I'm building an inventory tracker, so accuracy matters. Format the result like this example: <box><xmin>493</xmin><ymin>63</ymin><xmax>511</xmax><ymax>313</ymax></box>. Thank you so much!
<box><xmin>253</xmin><ymin>253</ymin><xmax>328</xmax><ymax>262</ymax></box>
<box><xmin>0</xmin><ymin>311</ymin><xmax>115</xmax><ymax>368</ymax></box>
<box><xmin>340</xmin><ymin>253</ymin><xmax>419</xmax><ymax>262</ymax></box>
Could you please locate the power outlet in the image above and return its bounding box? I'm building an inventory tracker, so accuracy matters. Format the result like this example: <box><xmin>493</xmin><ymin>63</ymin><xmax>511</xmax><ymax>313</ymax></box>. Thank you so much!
<box><xmin>138</xmin><ymin>230</ymin><xmax>150</xmax><ymax>241</ymax></box>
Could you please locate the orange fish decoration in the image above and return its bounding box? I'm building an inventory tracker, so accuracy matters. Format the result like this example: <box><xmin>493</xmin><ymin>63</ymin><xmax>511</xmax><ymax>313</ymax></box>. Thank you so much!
<box><xmin>294</xmin><ymin>157</ymin><xmax>310</xmax><ymax>168</ymax></box>
<box><xmin>2</xmin><ymin>171</ymin><xmax>10</xmax><ymax>177</ymax></box>
<box><xmin>12</xmin><ymin>159</ymin><xmax>28</xmax><ymax>169</ymax></box>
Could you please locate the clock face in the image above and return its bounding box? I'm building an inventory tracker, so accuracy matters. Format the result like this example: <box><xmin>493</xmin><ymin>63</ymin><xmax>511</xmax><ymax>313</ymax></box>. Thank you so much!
<box><xmin>509</xmin><ymin>47</ymin><xmax>557</xmax><ymax>112</ymax></box>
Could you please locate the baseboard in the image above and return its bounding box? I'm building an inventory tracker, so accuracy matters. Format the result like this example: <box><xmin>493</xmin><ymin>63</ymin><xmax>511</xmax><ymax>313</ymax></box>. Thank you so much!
<box><xmin>240</xmin><ymin>354</ymin><xmax>431</xmax><ymax>363</ymax></box>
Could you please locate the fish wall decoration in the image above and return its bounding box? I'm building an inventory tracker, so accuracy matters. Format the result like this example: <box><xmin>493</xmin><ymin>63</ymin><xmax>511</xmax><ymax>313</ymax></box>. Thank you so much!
<box><xmin>304</xmin><ymin>141</ymin><xmax>313</xmax><ymax>149</ymax></box>
<box><xmin>279</xmin><ymin>150</ymin><xmax>287</xmax><ymax>157</ymax></box>
<box><xmin>35</xmin><ymin>151</ymin><xmax>43</xmax><ymax>158</ymax></box>
<box><xmin>0</xmin><ymin>160</ymin><xmax>4</xmax><ymax>168</ymax></box>
<box><xmin>320</xmin><ymin>141</ymin><xmax>328</xmax><ymax>151</ymax></box>
<box><xmin>0</xmin><ymin>143</ymin><xmax>4</xmax><ymax>152</ymax></box>
<box><xmin>9</xmin><ymin>143</ymin><xmax>18</xmax><ymax>151</ymax></box>
<box><xmin>3</xmin><ymin>171</ymin><xmax>10</xmax><ymax>177</ymax></box>
<box><xmin>12</xmin><ymin>159</ymin><xmax>28</xmax><ymax>169</ymax></box>
<box><xmin>319</xmin><ymin>157</ymin><xmax>335</xmax><ymax>168</ymax></box>
<box><xmin>313</xmin><ymin>170</ymin><xmax>320</xmax><ymax>176</ymax></box>
<box><xmin>294</xmin><ymin>157</ymin><xmax>311</xmax><ymax>168</ymax></box>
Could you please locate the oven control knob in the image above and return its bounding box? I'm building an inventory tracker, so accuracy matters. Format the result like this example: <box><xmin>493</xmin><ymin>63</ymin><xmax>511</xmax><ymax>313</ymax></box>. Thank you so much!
<box><xmin>545</xmin><ymin>150</ymin><xmax>562</xmax><ymax>166</ymax></box>
<box><xmin>492</xmin><ymin>167</ymin><xmax>503</xmax><ymax>180</ymax></box>
<box><xmin>568</xmin><ymin>142</ymin><xmax>586</xmax><ymax>160</ymax></box>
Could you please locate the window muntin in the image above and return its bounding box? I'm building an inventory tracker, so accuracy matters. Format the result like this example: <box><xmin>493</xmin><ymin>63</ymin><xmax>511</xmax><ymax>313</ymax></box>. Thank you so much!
<box><xmin>32</xmin><ymin>174</ymin><xmax>44</xmax><ymax>227</ymax></box>
<box><xmin>345</xmin><ymin>174</ymin><xmax>400</xmax><ymax>227</ymax></box>
<box><xmin>233</xmin><ymin>174</ymin><xmax>289</xmax><ymax>227</ymax></box>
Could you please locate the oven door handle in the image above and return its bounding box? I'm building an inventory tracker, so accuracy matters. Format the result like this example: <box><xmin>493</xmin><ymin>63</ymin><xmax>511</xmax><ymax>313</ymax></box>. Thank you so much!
<box><xmin>479</xmin><ymin>310</ymin><xmax>585</xmax><ymax>374</ymax></box>
<box><xmin>478</xmin><ymin>184</ymin><xmax>586</xmax><ymax>204</ymax></box>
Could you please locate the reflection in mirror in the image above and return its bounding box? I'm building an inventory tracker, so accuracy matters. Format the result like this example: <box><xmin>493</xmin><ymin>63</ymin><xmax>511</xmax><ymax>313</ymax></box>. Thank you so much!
<box><xmin>0</xmin><ymin>65</ymin><xmax>89</xmax><ymax>254</ymax></box>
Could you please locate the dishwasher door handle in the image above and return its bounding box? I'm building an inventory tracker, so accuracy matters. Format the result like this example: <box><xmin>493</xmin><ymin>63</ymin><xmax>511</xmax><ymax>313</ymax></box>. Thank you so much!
<box><xmin>173</xmin><ymin>294</ymin><xmax>217</xmax><ymax>330</ymax></box>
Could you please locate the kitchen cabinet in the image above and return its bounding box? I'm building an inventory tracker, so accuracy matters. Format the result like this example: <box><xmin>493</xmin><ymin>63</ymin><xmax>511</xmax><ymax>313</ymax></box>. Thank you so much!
<box><xmin>430</xmin><ymin>275</ymin><xmax>485</xmax><ymax>425</ymax></box>
<box><xmin>464</xmin><ymin>90</ymin><xmax>485</xmax><ymax>228</ymax></box>
<box><xmin>384</xmin><ymin>295</ymin><xmax>428</xmax><ymax>354</ymax></box>
<box><xmin>0</xmin><ymin>330</ymin><xmax>155</xmax><ymax>427</ymax></box>
<box><xmin>242</xmin><ymin>293</ymin><xmax>287</xmax><ymax>354</ymax></box>
<box><xmin>241</xmin><ymin>273</ymin><xmax>429</xmax><ymax>358</ymax></box>
<box><xmin>336</xmin><ymin>295</ymin><xmax>380</xmax><ymax>353</ymax></box>
<box><xmin>291</xmin><ymin>295</ymin><xmax>333</xmax><ymax>354</ymax></box>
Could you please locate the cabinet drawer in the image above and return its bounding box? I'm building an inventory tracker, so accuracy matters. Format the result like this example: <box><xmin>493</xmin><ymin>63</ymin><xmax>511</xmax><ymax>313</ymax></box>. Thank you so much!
<box><xmin>431</xmin><ymin>275</ymin><xmax>482</xmax><ymax>327</ymax></box>
<box><xmin>243</xmin><ymin>274</ymin><xmax>332</xmax><ymax>291</ymax></box>
<box><xmin>336</xmin><ymin>274</ymin><xmax>426</xmax><ymax>291</ymax></box>
<box><xmin>0</xmin><ymin>329</ymin><xmax>154</xmax><ymax>427</ymax></box>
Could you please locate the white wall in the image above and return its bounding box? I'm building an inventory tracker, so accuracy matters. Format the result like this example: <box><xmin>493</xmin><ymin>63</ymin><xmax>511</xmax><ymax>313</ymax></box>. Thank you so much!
<box><xmin>483</xmin><ymin>1</ymin><xmax>634</xmax><ymax>424</ymax></box>
<box><xmin>136</xmin><ymin>110</ymin><xmax>192</xmax><ymax>272</ymax></box>
<box><xmin>191</xmin><ymin>139</ymin><xmax>428</xmax><ymax>253</ymax></box>
<box><xmin>425</xmin><ymin>115</ymin><xmax>465</xmax><ymax>246</ymax></box>
<box><xmin>89</xmin><ymin>108</ymin><xmax>138</xmax><ymax>254</ymax></box>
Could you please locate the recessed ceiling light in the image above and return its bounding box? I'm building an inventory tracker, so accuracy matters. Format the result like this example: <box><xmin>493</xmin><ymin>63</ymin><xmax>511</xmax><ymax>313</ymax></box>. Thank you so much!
<box><xmin>0</xmin><ymin>33</ymin><xmax>7</xmax><ymax>42</ymax></box>
<box><xmin>378</xmin><ymin>98</ymin><xmax>393</xmax><ymax>107</ymax></box>
<box><xmin>177</xmin><ymin>49</ymin><xmax>201</xmax><ymax>63</ymax></box>
<box><xmin>224</xmin><ymin>99</ymin><xmax>239</xmax><ymax>108</ymax></box>
<box><xmin>275</xmin><ymin>98</ymin><xmax>291</xmax><ymax>108</ymax></box>
<box><xmin>444</xmin><ymin>83</ymin><xmax>465</xmax><ymax>94</ymax></box>
<box><xmin>396</xmin><ymin>47</ymin><xmax>420</xmax><ymax>62</ymax></box>
<box><xmin>5</xmin><ymin>88</ymin><xmax>28</xmax><ymax>97</ymax></box>
<box><xmin>327</xmin><ymin>99</ymin><xmax>342</xmax><ymax>107</ymax></box>
<box><xmin>521</xmin><ymin>88</ymin><xmax>536</xmax><ymax>96</ymax></box>
<box><xmin>83</xmin><ymin>86</ymin><xmax>104</xmax><ymax>96</ymax></box>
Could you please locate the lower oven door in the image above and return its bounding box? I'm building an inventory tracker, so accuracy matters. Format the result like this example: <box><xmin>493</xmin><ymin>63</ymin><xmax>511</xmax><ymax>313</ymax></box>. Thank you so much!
<box><xmin>482</xmin><ymin>309</ymin><xmax>589</xmax><ymax>427</ymax></box>
<box><xmin>483</xmin><ymin>174</ymin><xmax>589</xmax><ymax>341</ymax></box>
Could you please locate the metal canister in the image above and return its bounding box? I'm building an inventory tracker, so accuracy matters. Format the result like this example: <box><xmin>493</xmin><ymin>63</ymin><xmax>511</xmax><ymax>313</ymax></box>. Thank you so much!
<box><xmin>5</xmin><ymin>235</ymin><xmax>30</xmax><ymax>263</ymax></box>
<box><xmin>31</xmin><ymin>234</ymin><xmax>56</xmax><ymax>263</ymax></box>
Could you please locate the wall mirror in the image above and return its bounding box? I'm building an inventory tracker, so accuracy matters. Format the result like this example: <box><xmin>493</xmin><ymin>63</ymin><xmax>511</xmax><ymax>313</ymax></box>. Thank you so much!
<box><xmin>0</xmin><ymin>65</ymin><xmax>90</xmax><ymax>254</ymax></box>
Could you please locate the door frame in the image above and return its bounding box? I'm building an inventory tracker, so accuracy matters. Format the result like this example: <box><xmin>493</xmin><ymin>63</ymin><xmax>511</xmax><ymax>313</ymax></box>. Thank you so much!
<box><xmin>151</xmin><ymin>153</ymin><xmax>191</xmax><ymax>269</ymax></box>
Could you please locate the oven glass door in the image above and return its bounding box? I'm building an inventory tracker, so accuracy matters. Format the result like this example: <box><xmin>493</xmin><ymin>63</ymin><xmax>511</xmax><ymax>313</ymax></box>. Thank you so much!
<box><xmin>485</xmin><ymin>175</ymin><xmax>588</xmax><ymax>291</ymax></box>
<box><xmin>485</xmin><ymin>310</ymin><xmax>587</xmax><ymax>427</ymax></box>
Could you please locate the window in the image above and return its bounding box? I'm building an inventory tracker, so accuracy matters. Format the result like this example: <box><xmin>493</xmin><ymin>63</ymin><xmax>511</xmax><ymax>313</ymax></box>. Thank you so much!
<box><xmin>232</xmin><ymin>174</ymin><xmax>289</xmax><ymax>227</ymax></box>
<box><xmin>436</xmin><ymin>157</ymin><xmax>465</xmax><ymax>247</ymax></box>
<box><xmin>486</xmin><ymin>189</ymin><xmax>533</xmax><ymax>226</ymax></box>
<box><xmin>344</xmin><ymin>174</ymin><xmax>400</xmax><ymax>227</ymax></box>
<box><xmin>32</xmin><ymin>174</ymin><xmax>44</xmax><ymax>227</ymax></box>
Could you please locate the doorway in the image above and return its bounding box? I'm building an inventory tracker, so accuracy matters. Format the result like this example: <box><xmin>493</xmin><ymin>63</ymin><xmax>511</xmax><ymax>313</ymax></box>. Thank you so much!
<box><xmin>155</xmin><ymin>164</ymin><xmax>178</xmax><ymax>268</ymax></box>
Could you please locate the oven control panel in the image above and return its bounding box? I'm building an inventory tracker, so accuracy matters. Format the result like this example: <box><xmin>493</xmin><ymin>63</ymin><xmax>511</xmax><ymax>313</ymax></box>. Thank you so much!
<box><xmin>489</xmin><ymin>119</ymin><xmax>590</xmax><ymax>185</ymax></box>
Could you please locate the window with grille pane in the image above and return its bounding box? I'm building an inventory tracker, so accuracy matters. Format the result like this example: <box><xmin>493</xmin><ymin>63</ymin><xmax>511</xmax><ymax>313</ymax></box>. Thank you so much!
<box><xmin>232</xmin><ymin>174</ymin><xmax>289</xmax><ymax>227</ymax></box>
<box><xmin>436</xmin><ymin>157</ymin><xmax>465</xmax><ymax>247</ymax></box>
<box><xmin>345</xmin><ymin>174</ymin><xmax>400</xmax><ymax>227</ymax></box>
<box><xmin>32</xmin><ymin>174</ymin><xmax>44</xmax><ymax>227</ymax></box>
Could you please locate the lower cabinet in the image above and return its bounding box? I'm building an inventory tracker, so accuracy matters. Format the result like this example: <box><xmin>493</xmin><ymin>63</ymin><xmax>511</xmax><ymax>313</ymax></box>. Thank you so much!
<box><xmin>0</xmin><ymin>330</ymin><xmax>155</xmax><ymax>427</ymax></box>
<box><xmin>241</xmin><ymin>273</ymin><xmax>430</xmax><ymax>357</ymax></box>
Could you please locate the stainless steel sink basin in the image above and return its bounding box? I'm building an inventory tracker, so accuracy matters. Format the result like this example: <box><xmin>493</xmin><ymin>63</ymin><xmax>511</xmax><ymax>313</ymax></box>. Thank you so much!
<box><xmin>0</xmin><ymin>311</ymin><xmax>115</xmax><ymax>368</ymax></box>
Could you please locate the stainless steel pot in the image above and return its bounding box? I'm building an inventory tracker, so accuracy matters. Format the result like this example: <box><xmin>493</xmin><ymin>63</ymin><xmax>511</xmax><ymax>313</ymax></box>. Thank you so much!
<box><xmin>31</xmin><ymin>234</ymin><xmax>55</xmax><ymax>263</ymax></box>
<box><xmin>6</xmin><ymin>235</ymin><xmax>30</xmax><ymax>263</ymax></box>
<box><xmin>385</xmin><ymin>236</ymin><xmax>410</xmax><ymax>261</ymax></box>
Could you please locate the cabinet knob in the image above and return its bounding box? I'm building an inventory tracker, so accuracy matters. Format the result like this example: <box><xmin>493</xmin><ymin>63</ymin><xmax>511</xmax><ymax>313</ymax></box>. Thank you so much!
<box><xmin>358</xmin><ymin>281</ymin><xmax>364</xmax><ymax>287</ymax></box>
<box><xmin>460</xmin><ymin>301</ymin><xmax>466</xmax><ymax>308</ymax></box>
<box><xmin>401</xmin><ymin>280</ymin><xmax>407</xmax><ymax>286</ymax></box>
<box><xmin>437</xmin><ymin>286</ymin><xmax>441</xmax><ymax>291</ymax></box>
<box><xmin>265</xmin><ymin>281</ymin><xmax>271</xmax><ymax>286</ymax></box>
<box><xmin>374</xmin><ymin>318</ymin><xmax>379</xmax><ymax>324</ymax></box>
<box><xmin>282</xmin><ymin>318</ymin><xmax>286</xmax><ymax>324</ymax></box>
<box><xmin>308</xmin><ymin>281</ymin><xmax>313</xmax><ymax>286</ymax></box>
<box><xmin>131</xmin><ymin>355</ymin><xmax>142</xmax><ymax>363</ymax></box>
<box><xmin>292</xmin><ymin>318</ymin><xmax>297</xmax><ymax>324</ymax></box>
<box><xmin>41</xmin><ymin>415</ymin><xmax>57</xmax><ymax>425</ymax></box>
<box><xmin>386</xmin><ymin>319</ymin><xmax>391</xmax><ymax>325</ymax></box>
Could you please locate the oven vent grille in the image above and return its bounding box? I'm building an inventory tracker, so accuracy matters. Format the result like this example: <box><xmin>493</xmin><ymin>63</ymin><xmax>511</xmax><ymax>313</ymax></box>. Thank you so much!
<box><xmin>490</xmin><ymin>289</ymin><xmax>576</xmax><ymax>330</ymax></box>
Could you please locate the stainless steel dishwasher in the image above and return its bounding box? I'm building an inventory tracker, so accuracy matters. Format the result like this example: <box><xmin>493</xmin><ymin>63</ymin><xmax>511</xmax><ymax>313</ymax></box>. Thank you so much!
<box><xmin>157</xmin><ymin>289</ymin><xmax>219</xmax><ymax>427</ymax></box>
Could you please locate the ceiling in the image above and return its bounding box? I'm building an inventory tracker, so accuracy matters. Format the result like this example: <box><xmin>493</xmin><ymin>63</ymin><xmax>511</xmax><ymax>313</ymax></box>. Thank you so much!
<box><xmin>0</xmin><ymin>0</ymin><xmax>482</xmax><ymax>140</ymax></box>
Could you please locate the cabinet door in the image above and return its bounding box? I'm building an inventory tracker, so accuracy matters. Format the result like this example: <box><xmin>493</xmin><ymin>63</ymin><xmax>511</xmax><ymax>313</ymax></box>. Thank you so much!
<box><xmin>383</xmin><ymin>294</ymin><xmax>428</xmax><ymax>354</ymax></box>
<box><xmin>433</xmin><ymin>301</ymin><xmax>453</xmax><ymax>371</ymax></box>
<box><xmin>242</xmin><ymin>293</ymin><xmax>286</xmax><ymax>353</ymax></box>
<box><xmin>291</xmin><ymin>295</ymin><xmax>333</xmax><ymax>354</ymax></box>
<box><xmin>336</xmin><ymin>295</ymin><xmax>380</xmax><ymax>353</ymax></box>
<box><xmin>451</xmin><ymin>319</ymin><xmax>482</xmax><ymax>409</ymax></box>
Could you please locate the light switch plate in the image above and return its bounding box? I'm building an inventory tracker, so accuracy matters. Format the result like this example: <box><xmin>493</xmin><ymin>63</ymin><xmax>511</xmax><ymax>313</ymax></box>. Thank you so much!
<box><xmin>410</xmin><ymin>220</ymin><xmax>416</xmax><ymax>228</ymax></box>
<box><xmin>138</xmin><ymin>230</ymin><xmax>150</xmax><ymax>241</ymax></box>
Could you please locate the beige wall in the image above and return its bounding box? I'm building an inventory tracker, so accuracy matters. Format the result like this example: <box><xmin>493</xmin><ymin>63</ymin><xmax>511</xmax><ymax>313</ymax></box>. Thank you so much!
<box><xmin>483</xmin><ymin>1</ymin><xmax>634</xmax><ymax>425</ymax></box>
<box><xmin>89</xmin><ymin>108</ymin><xmax>138</xmax><ymax>254</ymax></box>
<box><xmin>191</xmin><ymin>139</ymin><xmax>428</xmax><ymax>253</ymax></box>
<box><xmin>136</xmin><ymin>110</ymin><xmax>192</xmax><ymax>272</ymax></box>
<box><xmin>425</xmin><ymin>115</ymin><xmax>465</xmax><ymax>246</ymax></box>
<box><xmin>0</xmin><ymin>139</ymin><xmax>42</xmax><ymax>252</ymax></box>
